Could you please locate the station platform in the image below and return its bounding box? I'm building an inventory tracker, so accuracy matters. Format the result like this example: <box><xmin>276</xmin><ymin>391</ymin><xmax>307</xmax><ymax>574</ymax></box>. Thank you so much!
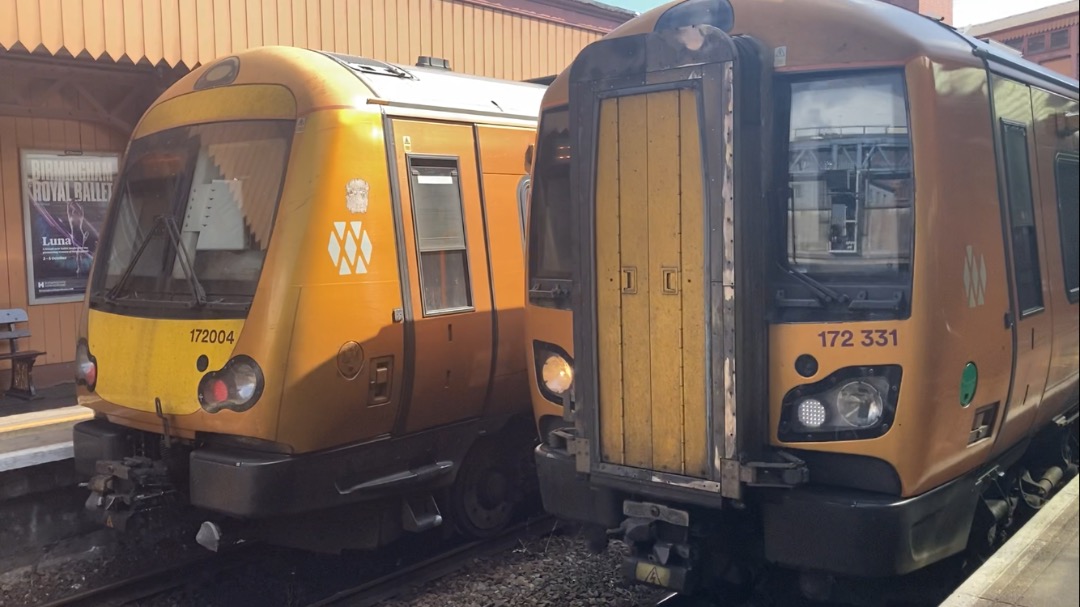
<box><xmin>0</xmin><ymin>382</ymin><xmax>88</xmax><ymax>473</ymax></box>
<box><xmin>941</xmin><ymin>474</ymin><xmax>1079</xmax><ymax>607</ymax></box>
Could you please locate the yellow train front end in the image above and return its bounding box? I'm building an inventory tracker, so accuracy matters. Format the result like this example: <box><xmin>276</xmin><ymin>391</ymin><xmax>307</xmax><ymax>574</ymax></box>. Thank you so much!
<box><xmin>71</xmin><ymin>47</ymin><xmax>450</xmax><ymax>548</ymax></box>
<box><xmin>526</xmin><ymin>0</ymin><xmax>1079</xmax><ymax>599</ymax></box>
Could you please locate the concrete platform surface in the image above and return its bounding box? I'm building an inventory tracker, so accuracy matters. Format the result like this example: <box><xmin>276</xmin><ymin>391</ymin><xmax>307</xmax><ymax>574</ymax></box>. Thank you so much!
<box><xmin>0</xmin><ymin>406</ymin><xmax>91</xmax><ymax>472</ymax></box>
<box><xmin>940</xmin><ymin>475</ymin><xmax>1079</xmax><ymax>607</ymax></box>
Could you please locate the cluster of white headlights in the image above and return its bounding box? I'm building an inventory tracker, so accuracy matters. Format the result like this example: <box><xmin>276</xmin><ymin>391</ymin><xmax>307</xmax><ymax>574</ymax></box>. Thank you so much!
<box><xmin>792</xmin><ymin>376</ymin><xmax>889</xmax><ymax>431</ymax></box>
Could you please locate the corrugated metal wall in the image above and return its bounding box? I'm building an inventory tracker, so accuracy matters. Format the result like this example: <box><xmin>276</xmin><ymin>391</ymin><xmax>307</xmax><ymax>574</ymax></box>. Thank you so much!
<box><xmin>0</xmin><ymin>0</ymin><xmax>611</xmax><ymax>80</ymax></box>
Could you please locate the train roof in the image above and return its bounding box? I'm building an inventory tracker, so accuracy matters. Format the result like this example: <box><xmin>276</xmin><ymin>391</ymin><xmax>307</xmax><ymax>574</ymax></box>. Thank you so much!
<box><xmin>540</xmin><ymin>0</ymin><xmax>1078</xmax><ymax>109</ymax></box>
<box><xmin>135</xmin><ymin>46</ymin><xmax>546</xmax><ymax>138</ymax></box>
<box><xmin>321</xmin><ymin>52</ymin><xmax>546</xmax><ymax>121</ymax></box>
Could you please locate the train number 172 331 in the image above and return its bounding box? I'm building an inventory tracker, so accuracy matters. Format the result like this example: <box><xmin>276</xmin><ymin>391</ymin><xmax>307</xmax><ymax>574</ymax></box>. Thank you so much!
<box><xmin>817</xmin><ymin>329</ymin><xmax>898</xmax><ymax>348</ymax></box>
<box><xmin>189</xmin><ymin>329</ymin><xmax>236</xmax><ymax>344</ymax></box>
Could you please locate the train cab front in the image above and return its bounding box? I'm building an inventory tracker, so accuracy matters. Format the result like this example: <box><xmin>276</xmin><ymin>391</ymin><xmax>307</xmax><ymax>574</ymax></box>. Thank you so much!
<box><xmin>523</xmin><ymin>0</ymin><xmax>1073</xmax><ymax>599</ymax></box>
<box><xmin>70</xmin><ymin>54</ymin><xmax>302</xmax><ymax>531</ymax></box>
<box><xmin>69</xmin><ymin>47</ymin><xmax>385</xmax><ymax>537</ymax></box>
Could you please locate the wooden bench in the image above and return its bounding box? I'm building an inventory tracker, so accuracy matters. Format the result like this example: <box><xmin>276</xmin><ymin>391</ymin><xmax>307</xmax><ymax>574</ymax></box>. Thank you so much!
<box><xmin>1</xmin><ymin>309</ymin><xmax>45</xmax><ymax>400</ymax></box>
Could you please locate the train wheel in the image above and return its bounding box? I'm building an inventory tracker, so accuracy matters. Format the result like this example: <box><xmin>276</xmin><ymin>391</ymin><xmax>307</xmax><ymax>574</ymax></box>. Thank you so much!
<box><xmin>449</xmin><ymin>435</ymin><xmax>519</xmax><ymax>538</ymax></box>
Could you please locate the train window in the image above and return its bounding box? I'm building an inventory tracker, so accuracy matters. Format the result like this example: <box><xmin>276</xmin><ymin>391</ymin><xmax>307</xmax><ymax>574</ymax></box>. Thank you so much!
<box><xmin>528</xmin><ymin>109</ymin><xmax>572</xmax><ymax>279</ymax></box>
<box><xmin>1054</xmin><ymin>154</ymin><xmax>1079</xmax><ymax>303</ymax></box>
<box><xmin>1000</xmin><ymin>121</ymin><xmax>1044</xmax><ymax>316</ymax></box>
<box><xmin>784</xmin><ymin>72</ymin><xmax>913</xmax><ymax>279</ymax></box>
<box><xmin>92</xmin><ymin>120</ymin><xmax>293</xmax><ymax>314</ymax></box>
<box><xmin>408</xmin><ymin>157</ymin><xmax>473</xmax><ymax>314</ymax></box>
<box><xmin>527</xmin><ymin>108</ymin><xmax>575</xmax><ymax>302</ymax></box>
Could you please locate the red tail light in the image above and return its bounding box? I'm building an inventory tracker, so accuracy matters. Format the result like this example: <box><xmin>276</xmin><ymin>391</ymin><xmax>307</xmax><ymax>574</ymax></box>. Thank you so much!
<box><xmin>197</xmin><ymin>356</ymin><xmax>264</xmax><ymax>414</ymax></box>
<box><xmin>75</xmin><ymin>339</ymin><xmax>97</xmax><ymax>391</ymax></box>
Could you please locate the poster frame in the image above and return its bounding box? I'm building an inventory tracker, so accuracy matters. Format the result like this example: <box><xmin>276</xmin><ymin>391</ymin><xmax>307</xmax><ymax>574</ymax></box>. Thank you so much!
<box><xmin>20</xmin><ymin>149</ymin><xmax>119</xmax><ymax>305</ymax></box>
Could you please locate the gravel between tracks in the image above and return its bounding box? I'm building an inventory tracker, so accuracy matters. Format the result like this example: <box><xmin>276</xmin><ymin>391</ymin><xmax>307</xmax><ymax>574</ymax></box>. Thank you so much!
<box><xmin>0</xmin><ymin>519</ymin><xmax>203</xmax><ymax>607</ymax></box>
<box><xmin>380</xmin><ymin>527</ymin><xmax>668</xmax><ymax>607</ymax></box>
<box><xmin>0</xmin><ymin>516</ymin><xmax>666</xmax><ymax>607</ymax></box>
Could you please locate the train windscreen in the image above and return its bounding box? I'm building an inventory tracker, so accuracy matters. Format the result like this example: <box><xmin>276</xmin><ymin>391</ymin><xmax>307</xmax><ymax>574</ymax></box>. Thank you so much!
<box><xmin>90</xmin><ymin>120</ymin><xmax>293</xmax><ymax>316</ymax></box>
<box><xmin>527</xmin><ymin>108</ymin><xmax>574</xmax><ymax>308</ymax></box>
<box><xmin>785</xmin><ymin>72</ymin><xmax>913</xmax><ymax>281</ymax></box>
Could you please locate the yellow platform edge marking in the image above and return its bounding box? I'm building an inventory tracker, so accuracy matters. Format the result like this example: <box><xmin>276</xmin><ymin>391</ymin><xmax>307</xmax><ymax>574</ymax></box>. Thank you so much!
<box><xmin>0</xmin><ymin>406</ymin><xmax>92</xmax><ymax>433</ymax></box>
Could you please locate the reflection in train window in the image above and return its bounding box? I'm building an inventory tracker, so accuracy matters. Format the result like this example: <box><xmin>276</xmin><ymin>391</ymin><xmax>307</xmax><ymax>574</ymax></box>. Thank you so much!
<box><xmin>785</xmin><ymin>72</ymin><xmax>914</xmax><ymax>280</ymax></box>
<box><xmin>408</xmin><ymin>157</ymin><xmax>474</xmax><ymax>315</ymax></box>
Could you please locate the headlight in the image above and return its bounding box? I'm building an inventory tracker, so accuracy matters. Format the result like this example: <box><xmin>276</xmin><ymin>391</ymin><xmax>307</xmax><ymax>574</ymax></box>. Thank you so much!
<box><xmin>542</xmin><ymin>354</ymin><xmax>574</xmax><ymax>395</ymax></box>
<box><xmin>796</xmin><ymin>398</ymin><xmax>827</xmax><ymax>428</ymax></box>
<box><xmin>533</xmin><ymin>341</ymin><xmax>574</xmax><ymax>404</ymax></box>
<box><xmin>198</xmin><ymin>356</ymin><xmax>264</xmax><ymax>414</ymax></box>
<box><xmin>74</xmin><ymin>340</ymin><xmax>97</xmax><ymax>391</ymax></box>
<box><xmin>779</xmin><ymin>366</ymin><xmax>901</xmax><ymax>442</ymax></box>
<box><xmin>835</xmin><ymin>380</ymin><xmax>883</xmax><ymax>427</ymax></box>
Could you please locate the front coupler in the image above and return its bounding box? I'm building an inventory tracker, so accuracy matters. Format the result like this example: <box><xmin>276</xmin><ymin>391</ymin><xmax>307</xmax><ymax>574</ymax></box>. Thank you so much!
<box><xmin>619</xmin><ymin>500</ymin><xmax>698</xmax><ymax>594</ymax></box>
<box><xmin>84</xmin><ymin>456</ymin><xmax>177</xmax><ymax>531</ymax></box>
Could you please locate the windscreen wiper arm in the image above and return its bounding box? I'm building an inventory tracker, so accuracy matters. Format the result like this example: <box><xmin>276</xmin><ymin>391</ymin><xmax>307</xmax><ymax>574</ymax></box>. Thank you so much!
<box><xmin>777</xmin><ymin>263</ymin><xmax>848</xmax><ymax>306</ymax></box>
<box><xmin>104</xmin><ymin>215</ymin><xmax>164</xmax><ymax>304</ymax></box>
<box><xmin>159</xmin><ymin>214</ymin><xmax>207</xmax><ymax>308</ymax></box>
<box><xmin>105</xmin><ymin>214</ymin><xmax>207</xmax><ymax>308</ymax></box>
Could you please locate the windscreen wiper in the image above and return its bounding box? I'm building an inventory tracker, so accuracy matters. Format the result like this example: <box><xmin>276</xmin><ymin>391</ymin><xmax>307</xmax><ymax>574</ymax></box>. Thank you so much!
<box><xmin>528</xmin><ymin>281</ymin><xmax>571</xmax><ymax>302</ymax></box>
<box><xmin>104</xmin><ymin>215</ymin><xmax>164</xmax><ymax>304</ymax></box>
<box><xmin>105</xmin><ymin>214</ymin><xmax>207</xmax><ymax>308</ymax></box>
<box><xmin>775</xmin><ymin>263</ymin><xmax>848</xmax><ymax>307</ymax></box>
<box><xmin>160</xmin><ymin>214</ymin><xmax>207</xmax><ymax>308</ymax></box>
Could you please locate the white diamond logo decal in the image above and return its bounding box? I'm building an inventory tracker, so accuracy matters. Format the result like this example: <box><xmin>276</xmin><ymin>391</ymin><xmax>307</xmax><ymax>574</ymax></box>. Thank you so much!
<box><xmin>344</xmin><ymin>231</ymin><xmax>358</xmax><ymax>264</ymax></box>
<box><xmin>326</xmin><ymin>221</ymin><xmax>373</xmax><ymax>275</ymax></box>
<box><xmin>360</xmin><ymin>231</ymin><xmax>372</xmax><ymax>266</ymax></box>
<box><xmin>328</xmin><ymin>231</ymin><xmax>341</xmax><ymax>265</ymax></box>
<box><xmin>963</xmin><ymin>245</ymin><xmax>987</xmax><ymax>308</ymax></box>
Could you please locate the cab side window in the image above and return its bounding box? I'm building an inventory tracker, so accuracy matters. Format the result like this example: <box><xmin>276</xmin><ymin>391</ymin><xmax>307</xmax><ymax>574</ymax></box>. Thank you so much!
<box><xmin>1054</xmin><ymin>153</ymin><xmax>1079</xmax><ymax>303</ymax></box>
<box><xmin>408</xmin><ymin>157</ymin><xmax>473</xmax><ymax>314</ymax></box>
<box><xmin>1000</xmin><ymin>121</ymin><xmax>1044</xmax><ymax>316</ymax></box>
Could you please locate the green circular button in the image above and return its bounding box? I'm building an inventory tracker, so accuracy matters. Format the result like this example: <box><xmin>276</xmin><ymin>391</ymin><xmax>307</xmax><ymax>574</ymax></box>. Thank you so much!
<box><xmin>960</xmin><ymin>362</ymin><xmax>978</xmax><ymax>407</ymax></box>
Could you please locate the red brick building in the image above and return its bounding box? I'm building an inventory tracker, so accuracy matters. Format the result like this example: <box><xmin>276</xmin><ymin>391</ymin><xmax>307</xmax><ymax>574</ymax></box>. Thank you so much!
<box><xmin>966</xmin><ymin>2</ymin><xmax>1079</xmax><ymax>80</ymax></box>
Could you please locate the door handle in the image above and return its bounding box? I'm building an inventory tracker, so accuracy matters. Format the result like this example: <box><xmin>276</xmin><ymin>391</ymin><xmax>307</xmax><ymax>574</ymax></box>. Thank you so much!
<box><xmin>621</xmin><ymin>267</ymin><xmax>637</xmax><ymax>294</ymax></box>
<box><xmin>368</xmin><ymin>356</ymin><xmax>393</xmax><ymax>406</ymax></box>
<box><xmin>662</xmin><ymin>267</ymin><xmax>679</xmax><ymax>295</ymax></box>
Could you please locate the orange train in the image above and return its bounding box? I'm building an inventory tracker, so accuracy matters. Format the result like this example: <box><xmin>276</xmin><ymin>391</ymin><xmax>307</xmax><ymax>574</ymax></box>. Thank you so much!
<box><xmin>72</xmin><ymin>47</ymin><xmax>544</xmax><ymax>551</ymax></box>
<box><xmin>525</xmin><ymin>0</ymin><xmax>1079</xmax><ymax>600</ymax></box>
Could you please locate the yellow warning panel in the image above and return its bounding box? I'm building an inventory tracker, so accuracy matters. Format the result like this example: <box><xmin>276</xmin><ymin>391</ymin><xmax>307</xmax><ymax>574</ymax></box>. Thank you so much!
<box><xmin>635</xmin><ymin>561</ymin><xmax>673</xmax><ymax>587</ymax></box>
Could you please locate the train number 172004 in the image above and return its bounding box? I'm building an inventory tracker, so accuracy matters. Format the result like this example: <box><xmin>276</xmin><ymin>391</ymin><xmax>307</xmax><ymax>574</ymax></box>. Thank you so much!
<box><xmin>817</xmin><ymin>329</ymin><xmax>898</xmax><ymax>348</ymax></box>
<box><xmin>189</xmin><ymin>329</ymin><xmax>236</xmax><ymax>344</ymax></box>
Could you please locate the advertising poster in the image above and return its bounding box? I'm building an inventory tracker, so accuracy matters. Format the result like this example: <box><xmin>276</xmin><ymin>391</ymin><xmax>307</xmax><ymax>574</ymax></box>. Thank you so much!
<box><xmin>21</xmin><ymin>150</ymin><xmax>118</xmax><ymax>304</ymax></box>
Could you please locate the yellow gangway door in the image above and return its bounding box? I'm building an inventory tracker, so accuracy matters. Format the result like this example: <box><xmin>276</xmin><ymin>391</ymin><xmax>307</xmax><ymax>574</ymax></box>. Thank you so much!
<box><xmin>594</xmin><ymin>89</ymin><xmax>709</xmax><ymax>478</ymax></box>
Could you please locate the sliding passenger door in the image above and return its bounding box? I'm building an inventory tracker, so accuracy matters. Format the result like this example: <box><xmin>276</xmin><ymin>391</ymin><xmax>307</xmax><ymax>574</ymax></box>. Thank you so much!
<box><xmin>988</xmin><ymin>75</ymin><xmax>1054</xmax><ymax>458</ymax></box>
<box><xmin>388</xmin><ymin>119</ymin><xmax>494</xmax><ymax>433</ymax></box>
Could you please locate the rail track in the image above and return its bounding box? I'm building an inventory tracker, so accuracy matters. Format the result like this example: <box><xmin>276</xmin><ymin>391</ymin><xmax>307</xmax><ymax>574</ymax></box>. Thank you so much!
<box><xmin>29</xmin><ymin>515</ymin><xmax>556</xmax><ymax>607</ymax></box>
<box><xmin>307</xmin><ymin>514</ymin><xmax>557</xmax><ymax>607</ymax></box>
<box><xmin>33</xmin><ymin>546</ymin><xmax>258</xmax><ymax>607</ymax></box>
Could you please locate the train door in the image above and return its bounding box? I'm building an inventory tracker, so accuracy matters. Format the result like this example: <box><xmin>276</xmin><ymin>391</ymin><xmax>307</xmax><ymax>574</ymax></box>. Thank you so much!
<box><xmin>988</xmin><ymin>75</ymin><xmax>1054</xmax><ymax>458</ymax></box>
<box><xmin>566</xmin><ymin>25</ymin><xmax>756</xmax><ymax>500</ymax></box>
<box><xmin>388</xmin><ymin>119</ymin><xmax>495</xmax><ymax>433</ymax></box>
